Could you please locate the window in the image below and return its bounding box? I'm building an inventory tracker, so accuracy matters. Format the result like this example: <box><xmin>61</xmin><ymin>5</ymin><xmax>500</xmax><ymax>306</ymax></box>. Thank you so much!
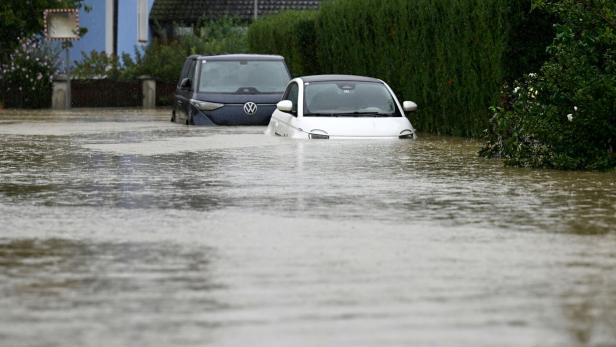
<box><xmin>178</xmin><ymin>59</ymin><xmax>197</xmax><ymax>90</ymax></box>
<box><xmin>198</xmin><ymin>60</ymin><xmax>290</xmax><ymax>94</ymax></box>
<box><xmin>178</xmin><ymin>59</ymin><xmax>191</xmax><ymax>85</ymax></box>
<box><xmin>187</xmin><ymin>59</ymin><xmax>197</xmax><ymax>86</ymax></box>
<box><xmin>137</xmin><ymin>0</ymin><xmax>148</xmax><ymax>43</ymax></box>
<box><xmin>284</xmin><ymin>82</ymin><xmax>299</xmax><ymax>115</ymax></box>
<box><xmin>304</xmin><ymin>81</ymin><xmax>399</xmax><ymax>117</ymax></box>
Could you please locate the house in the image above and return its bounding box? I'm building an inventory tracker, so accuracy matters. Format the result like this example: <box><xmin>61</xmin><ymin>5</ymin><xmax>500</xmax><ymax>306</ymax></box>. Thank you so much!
<box><xmin>69</xmin><ymin>0</ymin><xmax>155</xmax><ymax>63</ymax></box>
<box><xmin>149</xmin><ymin>0</ymin><xmax>320</xmax><ymax>38</ymax></box>
<box><xmin>69</xmin><ymin>0</ymin><xmax>320</xmax><ymax>63</ymax></box>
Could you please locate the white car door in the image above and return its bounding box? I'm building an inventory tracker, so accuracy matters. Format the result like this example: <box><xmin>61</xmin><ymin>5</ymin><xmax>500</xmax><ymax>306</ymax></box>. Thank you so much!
<box><xmin>273</xmin><ymin>81</ymin><xmax>301</xmax><ymax>137</ymax></box>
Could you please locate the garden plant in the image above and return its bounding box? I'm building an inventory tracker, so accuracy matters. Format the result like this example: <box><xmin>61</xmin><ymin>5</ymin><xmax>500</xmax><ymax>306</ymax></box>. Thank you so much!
<box><xmin>481</xmin><ymin>0</ymin><xmax>616</xmax><ymax>170</ymax></box>
<box><xmin>0</xmin><ymin>36</ymin><xmax>59</xmax><ymax>108</ymax></box>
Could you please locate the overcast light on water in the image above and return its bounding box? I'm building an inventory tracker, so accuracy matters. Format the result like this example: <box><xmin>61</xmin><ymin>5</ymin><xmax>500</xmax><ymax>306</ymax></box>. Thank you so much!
<box><xmin>0</xmin><ymin>109</ymin><xmax>615</xmax><ymax>347</ymax></box>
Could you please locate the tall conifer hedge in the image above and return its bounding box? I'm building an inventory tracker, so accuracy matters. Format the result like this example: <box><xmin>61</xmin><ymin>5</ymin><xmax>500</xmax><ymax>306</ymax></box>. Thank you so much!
<box><xmin>248</xmin><ymin>11</ymin><xmax>319</xmax><ymax>77</ymax></box>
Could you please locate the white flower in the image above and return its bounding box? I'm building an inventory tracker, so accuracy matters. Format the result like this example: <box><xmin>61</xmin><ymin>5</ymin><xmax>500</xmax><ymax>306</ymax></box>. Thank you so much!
<box><xmin>567</xmin><ymin>114</ymin><xmax>573</xmax><ymax>122</ymax></box>
<box><xmin>513</xmin><ymin>87</ymin><xmax>520</xmax><ymax>94</ymax></box>
<box><xmin>528</xmin><ymin>73</ymin><xmax>537</xmax><ymax>78</ymax></box>
<box><xmin>574</xmin><ymin>106</ymin><xmax>578</xmax><ymax>111</ymax></box>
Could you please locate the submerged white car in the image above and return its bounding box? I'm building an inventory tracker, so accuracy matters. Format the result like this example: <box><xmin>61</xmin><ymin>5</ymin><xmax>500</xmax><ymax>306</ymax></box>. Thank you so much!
<box><xmin>265</xmin><ymin>75</ymin><xmax>417</xmax><ymax>139</ymax></box>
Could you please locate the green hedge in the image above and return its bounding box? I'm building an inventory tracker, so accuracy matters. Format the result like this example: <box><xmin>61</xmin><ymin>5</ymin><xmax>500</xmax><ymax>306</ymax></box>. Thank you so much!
<box><xmin>248</xmin><ymin>0</ymin><xmax>553</xmax><ymax>137</ymax></box>
<box><xmin>480</xmin><ymin>0</ymin><xmax>616</xmax><ymax>170</ymax></box>
<box><xmin>248</xmin><ymin>10</ymin><xmax>319</xmax><ymax>76</ymax></box>
<box><xmin>318</xmin><ymin>0</ymin><xmax>512</xmax><ymax>137</ymax></box>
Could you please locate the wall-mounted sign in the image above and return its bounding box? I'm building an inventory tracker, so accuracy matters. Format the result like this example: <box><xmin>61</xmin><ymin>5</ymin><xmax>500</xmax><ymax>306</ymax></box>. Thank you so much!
<box><xmin>44</xmin><ymin>9</ymin><xmax>80</xmax><ymax>40</ymax></box>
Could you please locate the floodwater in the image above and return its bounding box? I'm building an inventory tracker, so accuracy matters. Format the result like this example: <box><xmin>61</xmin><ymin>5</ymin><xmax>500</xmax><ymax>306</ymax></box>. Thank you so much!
<box><xmin>0</xmin><ymin>108</ymin><xmax>615</xmax><ymax>347</ymax></box>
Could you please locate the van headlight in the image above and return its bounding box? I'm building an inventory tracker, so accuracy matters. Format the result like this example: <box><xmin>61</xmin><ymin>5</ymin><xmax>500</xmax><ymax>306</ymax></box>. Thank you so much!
<box><xmin>309</xmin><ymin>129</ymin><xmax>329</xmax><ymax>140</ymax></box>
<box><xmin>190</xmin><ymin>99</ymin><xmax>224</xmax><ymax>111</ymax></box>
<box><xmin>399</xmin><ymin>129</ymin><xmax>415</xmax><ymax>139</ymax></box>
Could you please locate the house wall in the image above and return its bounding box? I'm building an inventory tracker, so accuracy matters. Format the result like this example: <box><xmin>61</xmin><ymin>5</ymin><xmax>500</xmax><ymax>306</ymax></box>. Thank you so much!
<box><xmin>69</xmin><ymin>0</ymin><xmax>107</xmax><ymax>64</ymax></box>
<box><xmin>68</xmin><ymin>0</ymin><xmax>155</xmax><ymax>66</ymax></box>
<box><xmin>117</xmin><ymin>0</ymin><xmax>155</xmax><ymax>60</ymax></box>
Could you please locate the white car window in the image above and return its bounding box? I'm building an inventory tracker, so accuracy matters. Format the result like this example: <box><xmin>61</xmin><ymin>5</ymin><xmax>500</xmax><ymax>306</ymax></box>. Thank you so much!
<box><xmin>304</xmin><ymin>81</ymin><xmax>398</xmax><ymax>116</ymax></box>
<box><xmin>284</xmin><ymin>83</ymin><xmax>299</xmax><ymax>115</ymax></box>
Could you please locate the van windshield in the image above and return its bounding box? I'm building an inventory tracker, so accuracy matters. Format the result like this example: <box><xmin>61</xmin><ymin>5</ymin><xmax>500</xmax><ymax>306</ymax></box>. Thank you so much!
<box><xmin>304</xmin><ymin>81</ymin><xmax>399</xmax><ymax>117</ymax></box>
<box><xmin>198</xmin><ymin>60</ymin><xmax>290</xmax><ymax>94</ymax></box>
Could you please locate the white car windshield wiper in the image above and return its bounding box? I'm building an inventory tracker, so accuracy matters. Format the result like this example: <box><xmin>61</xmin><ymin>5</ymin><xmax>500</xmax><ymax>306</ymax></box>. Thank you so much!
<box><xmin>334</xmin><ymin>112</ymin><xmax>394</xmax><ymax>117</ymax></box>
<box><xmin>304</xmin><ymin>113</ymin><xmax>339</xmax><ymax>117</ymax></box>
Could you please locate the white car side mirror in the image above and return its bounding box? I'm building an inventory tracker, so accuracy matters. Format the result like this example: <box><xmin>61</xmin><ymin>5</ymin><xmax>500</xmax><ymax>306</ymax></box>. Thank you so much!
<box><xmin>403</xmin><ymin>101</ymin><xmax>418</xmax><ymax>112</ymax></box>
<box><xmin>277</xmin><ymin>100</ymin><xmax>293</xmax><ymax>113</ymax></box>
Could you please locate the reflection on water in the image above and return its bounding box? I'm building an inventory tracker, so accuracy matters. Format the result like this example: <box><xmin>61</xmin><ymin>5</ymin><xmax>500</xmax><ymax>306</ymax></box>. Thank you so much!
<box><xmin>0</xmin><ymin>109</ymin><xmax>615</xmax><ymax>347</ymax></box>
<box><xmin>0</xmin><ymin>238</ymin><xmax>221</xmax><ymax>346</ymax></box>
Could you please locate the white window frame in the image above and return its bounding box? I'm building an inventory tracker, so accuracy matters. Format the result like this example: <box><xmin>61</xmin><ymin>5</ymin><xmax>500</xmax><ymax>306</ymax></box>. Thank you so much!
<box><xmin>138</xmin><ymin>0</ymin><xmax>148</xmax><ymax>43</ymax></box>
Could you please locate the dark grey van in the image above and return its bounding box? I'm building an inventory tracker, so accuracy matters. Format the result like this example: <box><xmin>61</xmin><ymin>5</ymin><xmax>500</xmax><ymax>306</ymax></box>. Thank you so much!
<box><xmin>172</xmin><ymin>54</ymin><xmax>291</xmax><ymax>125</ymax></box>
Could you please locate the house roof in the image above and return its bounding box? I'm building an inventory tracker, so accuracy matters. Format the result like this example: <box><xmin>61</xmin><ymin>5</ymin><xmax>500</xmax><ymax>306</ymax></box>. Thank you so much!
<box><xmin>150</xmin><ymin>0</ymin><xmax>320</xmax><ymax>23</ymax></box>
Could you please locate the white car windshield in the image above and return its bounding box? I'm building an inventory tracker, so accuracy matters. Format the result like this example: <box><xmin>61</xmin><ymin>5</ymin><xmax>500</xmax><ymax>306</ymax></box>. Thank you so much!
<box><xmin>198</xmin><ymin>60</ymin><xmax>290</xmax><ymax>94</ymax></box>
<box><xmin>304</xmin><ymin>81</ymin><xmax>398</xmax><ymax>116</ymax></box>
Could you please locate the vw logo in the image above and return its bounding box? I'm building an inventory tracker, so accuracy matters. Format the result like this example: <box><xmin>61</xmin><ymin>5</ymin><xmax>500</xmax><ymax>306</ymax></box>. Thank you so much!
<box><xmin>243</xmin><ymin>102</ymin><xmax>258</xmax><ymax>115</ymax></box>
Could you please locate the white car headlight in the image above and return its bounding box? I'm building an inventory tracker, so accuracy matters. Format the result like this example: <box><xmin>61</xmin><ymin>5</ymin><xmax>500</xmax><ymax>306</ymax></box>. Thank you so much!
<box><xmin>190</xmin><ymin>99</ymin><xmax>224</xmax><ymax>111</ymax></box>
<box><xmin>399</xmin><ymin>129</ymin><xmax>415</xmax><ymax>139</ymax></box>
<box><xmin>309</xmin><ymin>129</ymin><xmax>329</xmax><ymax>140</ymax></box>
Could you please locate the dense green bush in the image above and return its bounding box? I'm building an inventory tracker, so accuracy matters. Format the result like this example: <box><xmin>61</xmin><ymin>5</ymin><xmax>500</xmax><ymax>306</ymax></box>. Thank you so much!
<box><xmin>248</xmin><ymin>11</ymin><xmax>319</xmax><ymax>76</ymax></box>
<box><xmin>481</xmin><ymin>0</ymin><xmax>616</xmax><ymax>170</ymax></box>
<box><xmin>504</xmin><ymin>0</ymin><xmax>556</xmax><ymax>82</ymax></box>
<box><xmin>0</xmin><ymin>36</ymin><xmax>59</xmax><ymax>108</ymax></box>
<box><xmin>71</xmin><ymin>50</ymin><xmax>128</xmax><ymax>80</ymax></box>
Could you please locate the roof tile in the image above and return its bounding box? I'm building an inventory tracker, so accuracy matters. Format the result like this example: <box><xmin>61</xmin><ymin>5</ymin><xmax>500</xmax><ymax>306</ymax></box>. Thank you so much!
<box><xmin>150</xmin><ymin>0</ymin><xmax>320</xmax><ymax>23</ymax></box>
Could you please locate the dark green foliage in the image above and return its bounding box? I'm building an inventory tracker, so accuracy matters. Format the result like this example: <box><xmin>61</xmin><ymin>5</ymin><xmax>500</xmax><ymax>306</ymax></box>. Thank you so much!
<box><xmin>71</xmin><ymin>50</ymin><xmax>127</xmax><ymax>80</ymax></box>
<box><xmin>481</xmin><ymin>0</ymin><xmax>616</xmax><ymax>170</ymax></box>
<box><xmin>126</xmin><ymin>40</ymin><xmax>188</xmax><ymax>82</ymax></box>
<box><xmin>0</xmin><ymin>0</ymin><xmax>86</xmax><ymax>61</ymax></box>
<box><xmin>0</xmin><ymin>36</ymin><xmax>59</xmax><ymax>108</ymax></box>
<box><xmin>247</xmin><ymin>11</ymin><xmax>319</xmax><ymax>76</ymax></box>
<box><xmin>504</xmin><ymin>0</ymin><xmax>556</xmax><ymax>82</ymax></box>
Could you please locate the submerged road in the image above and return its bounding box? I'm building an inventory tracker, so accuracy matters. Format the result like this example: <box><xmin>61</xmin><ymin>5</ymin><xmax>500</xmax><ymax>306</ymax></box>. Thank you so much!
<box><xmin>0</xmin><ymin>108</ymin><xmax>615</xmax><ymax>347</ymax></box>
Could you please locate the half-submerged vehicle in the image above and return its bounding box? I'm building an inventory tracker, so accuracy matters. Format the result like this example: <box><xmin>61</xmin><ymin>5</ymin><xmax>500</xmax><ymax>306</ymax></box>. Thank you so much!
<box><xmin>172</xmin><ymin>54</ymin><xmax>291</xmax><ymax>125</ymax></box>
<box><xmin>265</xmin><ymin>75</ymin><xmax>417</xmax><ymax>139</ymax></box>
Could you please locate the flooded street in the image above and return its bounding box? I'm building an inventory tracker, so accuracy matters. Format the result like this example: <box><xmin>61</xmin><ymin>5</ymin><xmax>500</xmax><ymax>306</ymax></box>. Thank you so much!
<box><xmin>0</xmin><ymin>109</ymin><xmax>615</xmax><ymax>347</ymax></box>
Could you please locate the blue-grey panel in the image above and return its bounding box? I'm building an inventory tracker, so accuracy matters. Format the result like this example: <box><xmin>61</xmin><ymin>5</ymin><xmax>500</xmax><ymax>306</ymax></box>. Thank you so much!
<box><xmin>69</xmin><ymin>0</ymin><xmax>107</xmax><ymax>64</ymax></box>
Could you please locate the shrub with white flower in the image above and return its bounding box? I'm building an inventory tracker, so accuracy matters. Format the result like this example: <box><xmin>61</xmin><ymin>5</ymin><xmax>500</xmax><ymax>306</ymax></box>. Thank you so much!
<box><xmin>481</xmin><ymin>0</ymin><xmax>616</xmax><ymax>170</ymax></box>
<box><xmin>0</xmin><ymin>36</ymin><xmax>59</xmax><ymax>108</ymax></box>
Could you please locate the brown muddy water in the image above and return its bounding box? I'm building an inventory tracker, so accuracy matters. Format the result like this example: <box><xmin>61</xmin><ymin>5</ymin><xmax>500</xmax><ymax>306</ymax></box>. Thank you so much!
<box><xmin>0</xmin><ymin>108</ymin><xmax>615</xmax><ymax>347</ymax></box>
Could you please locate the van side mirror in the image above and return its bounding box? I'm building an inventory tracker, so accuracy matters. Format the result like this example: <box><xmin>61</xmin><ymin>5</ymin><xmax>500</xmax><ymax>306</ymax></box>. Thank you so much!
<box><xmin>180</xmin><ymin>78</ymin><xmax>192</xmax><ymax>90</ymax></box>
<box><xmin>403</xmin><ymin>101</ymin><xmax>418</xmax><ymax>112</ymax></box>
<box><xmin>277</xmin><ymin>100</ymin><xmax>293</xmax><ymax>113</ymax></box>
